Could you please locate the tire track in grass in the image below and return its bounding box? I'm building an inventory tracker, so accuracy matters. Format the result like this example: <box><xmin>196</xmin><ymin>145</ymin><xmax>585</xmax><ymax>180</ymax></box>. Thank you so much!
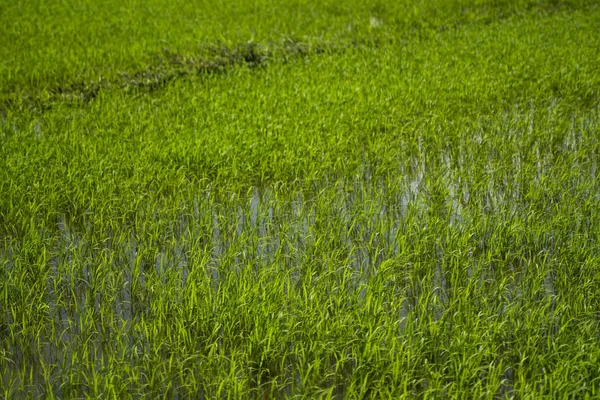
<box><xmin>0</xmin><ymin>39</ymin><xmax>342</xmax><ymax>114</ymax></box>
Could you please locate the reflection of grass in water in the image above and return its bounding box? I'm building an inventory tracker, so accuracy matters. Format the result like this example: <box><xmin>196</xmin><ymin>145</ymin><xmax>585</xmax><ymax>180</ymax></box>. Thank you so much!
<box><xmin>2</xmin><ymin>0</ymin><xmax>600</xmax><ymax>398</ymax></box>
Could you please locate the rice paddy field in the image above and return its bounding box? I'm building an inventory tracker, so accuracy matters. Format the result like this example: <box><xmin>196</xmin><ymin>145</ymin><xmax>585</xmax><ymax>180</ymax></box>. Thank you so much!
<box><xmin>2</xmin><ymin>0</ymin><xmax>600</xmax><ymax>398</ymax></box>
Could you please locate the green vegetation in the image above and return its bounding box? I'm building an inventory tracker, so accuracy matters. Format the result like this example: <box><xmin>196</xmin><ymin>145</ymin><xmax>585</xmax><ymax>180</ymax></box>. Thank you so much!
<box><xmin>2</xmin><ymin>0</ymin><xmax>600</xmax><ymax>398</ymax></box>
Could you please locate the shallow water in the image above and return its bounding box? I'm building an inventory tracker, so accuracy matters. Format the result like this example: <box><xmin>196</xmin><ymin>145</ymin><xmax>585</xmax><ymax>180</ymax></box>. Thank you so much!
<box><xmin>1</xmin><ymin>159</ymin><xmax>587</xmax><ymax>397</ymax></box>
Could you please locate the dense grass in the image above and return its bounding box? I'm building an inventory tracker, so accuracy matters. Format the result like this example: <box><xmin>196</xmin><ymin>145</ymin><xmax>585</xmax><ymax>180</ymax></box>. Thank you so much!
<box><xmin>2</xmin><ymin>0</ymin><xmax>600</xmax><ymax>398</ymax></box>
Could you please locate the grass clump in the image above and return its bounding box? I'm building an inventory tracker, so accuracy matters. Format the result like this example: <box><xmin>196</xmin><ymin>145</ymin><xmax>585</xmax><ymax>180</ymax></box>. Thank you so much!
<box><xmin>2</xmin><ymin>0</ymin><xmax>600</xmax><ymax>398</ymax></box>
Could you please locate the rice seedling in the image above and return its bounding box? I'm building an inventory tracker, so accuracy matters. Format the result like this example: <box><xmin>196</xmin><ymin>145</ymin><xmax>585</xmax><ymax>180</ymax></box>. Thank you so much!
<box><xmin>1</xmin><ymin>0</ymin><xmax>600</xmax><ymax>398</ymax></box>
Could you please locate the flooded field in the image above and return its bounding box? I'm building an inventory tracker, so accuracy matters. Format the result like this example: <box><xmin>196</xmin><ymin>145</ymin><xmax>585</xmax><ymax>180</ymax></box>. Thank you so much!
<box><xmin>2</xmin><ymin>0</ymin><xmax>600</xmax><ymax>398</ymax></box>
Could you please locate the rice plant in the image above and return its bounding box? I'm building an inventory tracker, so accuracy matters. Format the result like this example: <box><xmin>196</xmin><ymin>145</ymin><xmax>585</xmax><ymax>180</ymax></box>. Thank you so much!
<box><xmin>2</xmin><ymin>0</ymin><xmax>600</xmax><ymax>398</ymax></box>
